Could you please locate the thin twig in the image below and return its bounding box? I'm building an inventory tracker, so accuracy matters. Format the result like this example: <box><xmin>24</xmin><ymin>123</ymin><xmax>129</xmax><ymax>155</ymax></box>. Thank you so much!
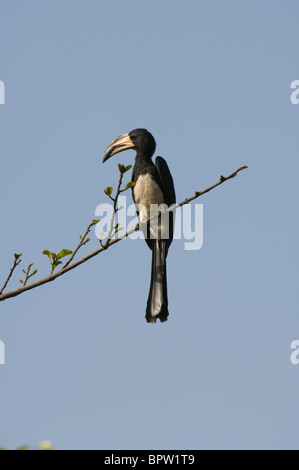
<box><xmin>62</xmin><ymin>222</ymin><xmax>93</xmax><ymax>270</ymax></box>
<box><xmin>23</xmin><ymin>263</ymin><xmax>34</xmax><ymax>286</ymax></box>
<box><xmin>176</xmin><ymin>164</ymin><xmax>248</xmax><ymax>209</ymax></box>
<box><xmin>0</xmin><ymin>165</ymin><xmax>247</xmax><ymax>302</ymax></box>
<box><xmin>0</xmin><ymin>253</ymin><xmax>22</xmax><ymax>295</ymax></box>
<box><xmin>103</xmin><ymin>172</ymin><xmax>124</xmax><ymax>248</ymax></box>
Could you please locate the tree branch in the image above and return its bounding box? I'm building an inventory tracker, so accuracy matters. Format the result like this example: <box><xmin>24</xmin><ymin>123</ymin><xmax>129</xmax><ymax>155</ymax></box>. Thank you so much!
<box><xmin>0</xmin><ymin>165</ymin><xmax>247</xmax><ymax>303</ymax></box>
<box><xmin>62</xmin><ymin>221</ymin><xmax>95</xmax><ymax>270</ymax></box>
<box><xmin>175</xmin><ymin>164</ymin><xmax>248</xmax><ymax>210</ymax></box>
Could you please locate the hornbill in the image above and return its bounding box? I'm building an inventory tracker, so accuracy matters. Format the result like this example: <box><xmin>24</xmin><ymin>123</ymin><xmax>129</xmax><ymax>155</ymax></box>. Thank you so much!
<box><xmin>103</xmin><ymin>128</ymin><xmax>176</xmax><ymax>323</ymax></box>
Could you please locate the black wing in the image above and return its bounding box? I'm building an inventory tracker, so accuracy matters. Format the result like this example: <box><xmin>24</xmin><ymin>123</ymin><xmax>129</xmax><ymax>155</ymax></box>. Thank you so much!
<box><xmin>155</xmin><ymin>156</ymin><xmax>176</xmax><ymax>206</ymax></box>
<box><xmin>155</xmin><ymin>157</ymin><xmax>176</xmax><ymax>253</ymax></box>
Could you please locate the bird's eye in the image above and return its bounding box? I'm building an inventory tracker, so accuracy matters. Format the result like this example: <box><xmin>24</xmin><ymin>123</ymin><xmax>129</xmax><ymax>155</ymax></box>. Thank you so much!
<box><xmin>130</xmin><ymin>134</ymin><xmax>136</xmax><ymax>141</ymax></box>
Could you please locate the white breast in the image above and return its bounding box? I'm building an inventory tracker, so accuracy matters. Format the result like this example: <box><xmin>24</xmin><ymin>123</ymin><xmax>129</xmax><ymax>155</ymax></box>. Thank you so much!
<box><xmin>134</xmin><ymin>174</ymin><xmax>165</xmax><ymax>222</ymax></box>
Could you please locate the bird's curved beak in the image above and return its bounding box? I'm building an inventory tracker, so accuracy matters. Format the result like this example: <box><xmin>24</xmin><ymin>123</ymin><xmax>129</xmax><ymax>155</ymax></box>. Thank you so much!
<box><xmin>103</xmin><ymin>133</ymin><xmax>135</xmax><ymax>163</ymax></box>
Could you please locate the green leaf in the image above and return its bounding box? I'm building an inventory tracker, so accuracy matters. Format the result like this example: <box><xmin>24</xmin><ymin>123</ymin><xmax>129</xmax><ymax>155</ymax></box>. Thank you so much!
<box><xmin>104</xmin><ymin>186</ymin><xmax>113</xmax><ymax>196</ymax></box>
<box><xmin>118</xmin><ymin>164</ymin><xmax>132</xmax><ymax>174</ymax></box>
<box><xmin>194</xmin><ymin>191</ymin><xmax>201</xmax><ymax>197</ymax></box>
<box><xmin>53</xmin><ymin>261</ymin><xmax>63</xmax><ymax>268</ymax></box>
<box><xmin>43</xmin><ymin>250</ymin><xmax>56</xmax><ymax>263</ymax></box>
<box><xmin>125</xmin><ymin>181</ymin><xmax>135</xmax><ymax>190</ymax></box>
<box><xmin>92</xmin><ymin>219</ymin><xmax>100</xmax><ymax>225</ymax></box>
<box><xmin>56</xmin><ymin>249</ymin><xmax>73</xmax><ymax>261</ymax></box>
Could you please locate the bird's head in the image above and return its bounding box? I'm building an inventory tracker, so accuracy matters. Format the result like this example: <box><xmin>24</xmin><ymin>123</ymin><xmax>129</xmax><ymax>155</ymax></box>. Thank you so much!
<box><xmin>103</xmin><ymin>128</ymin><xmax>156</xmax><ymax>162</ymax></box>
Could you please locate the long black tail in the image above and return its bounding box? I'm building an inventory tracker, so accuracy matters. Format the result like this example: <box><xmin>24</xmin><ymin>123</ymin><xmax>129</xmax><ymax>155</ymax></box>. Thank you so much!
<box><xmin>146</xmin><ymin>240</ymin><xmax>169</xmax><ymax>323</ymax></box>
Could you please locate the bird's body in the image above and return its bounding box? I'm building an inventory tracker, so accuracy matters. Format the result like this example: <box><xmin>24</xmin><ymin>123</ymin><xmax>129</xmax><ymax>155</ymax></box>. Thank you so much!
<box><xmin>103</xmin><ymin>129</ymin><xmax>175</xmax><ymax>323</ymax></box>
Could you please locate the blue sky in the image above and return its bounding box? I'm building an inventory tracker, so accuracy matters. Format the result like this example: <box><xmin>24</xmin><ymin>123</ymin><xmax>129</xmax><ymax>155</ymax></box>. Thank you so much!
<box><xmin>0</xmin><ymin>0</ymin><xmax>299</xmax><ymax>450</ymax></box>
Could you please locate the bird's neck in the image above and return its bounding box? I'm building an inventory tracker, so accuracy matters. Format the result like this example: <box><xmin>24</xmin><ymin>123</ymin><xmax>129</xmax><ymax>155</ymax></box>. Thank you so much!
<box><xmin>133</xmin><ymin>152</ymin><xmax>155</xmax><ymax>178</ymax></box>
<box><xmin>135</xmin><ymin>150</ymin><xmax>153</xmax><ymax>161</ymax></box>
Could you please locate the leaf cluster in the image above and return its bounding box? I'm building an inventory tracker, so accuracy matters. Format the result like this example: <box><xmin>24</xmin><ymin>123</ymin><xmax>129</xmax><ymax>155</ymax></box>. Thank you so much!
<box><xmin>43</xmin><ymin>249</ymin><xmax>73</xmax><ymax>274</ymax></box>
